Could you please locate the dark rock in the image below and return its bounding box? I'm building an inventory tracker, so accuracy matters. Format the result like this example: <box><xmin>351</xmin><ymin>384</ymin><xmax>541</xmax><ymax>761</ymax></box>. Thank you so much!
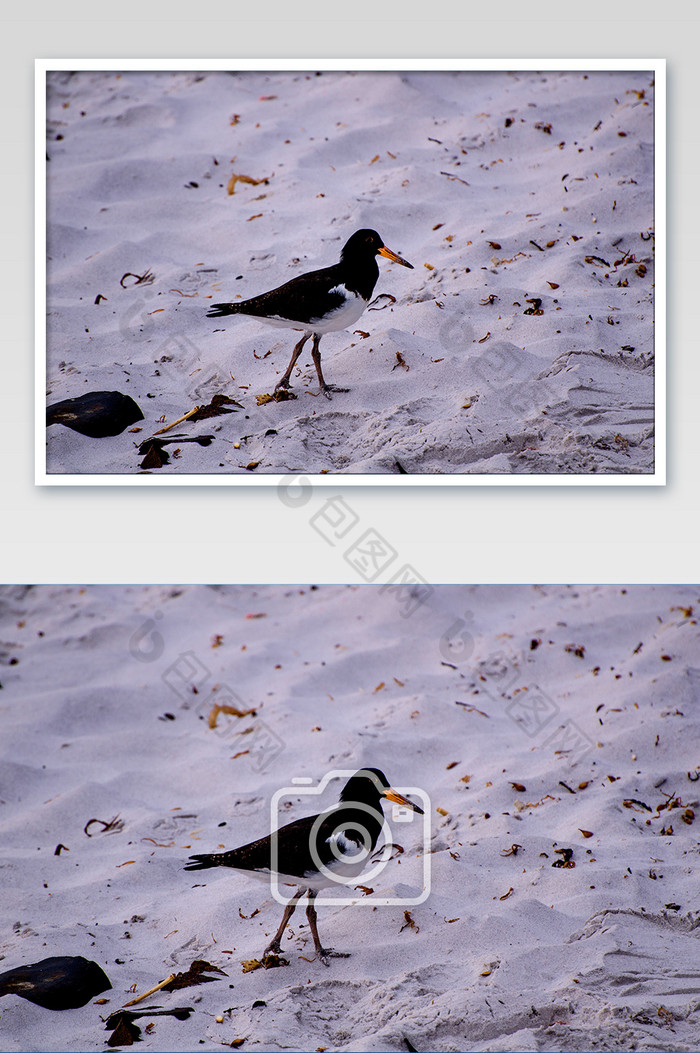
<box><xmin>47</xmin><ymin>391</ymin><xmax>144</xmax><ymax>438</ymax></box>
<box><xmin>0</xmin><ymin>955</ymin><xmax>111</xmax><ymax>1010</ymax></box>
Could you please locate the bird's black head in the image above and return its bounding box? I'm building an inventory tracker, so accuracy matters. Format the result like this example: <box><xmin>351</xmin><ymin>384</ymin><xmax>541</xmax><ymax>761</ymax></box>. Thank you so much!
<box><xmin>341</xmin><ymin>230</ymin><xmax>413</xmax><ymax>270</ymax></box>
<box><xmin>339</xmin><ymin>768</ymin><xmax>423</xmax><ymax>813</ymax></box>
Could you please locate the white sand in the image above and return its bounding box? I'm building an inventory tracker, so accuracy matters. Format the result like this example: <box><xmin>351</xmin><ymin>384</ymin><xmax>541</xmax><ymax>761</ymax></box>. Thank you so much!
<box><xmin>43</xmin><ymin>68</ymin><xmax>656</xmax><ymax>476</ymax></box>
<box><xmin>2</xmin><ymin>584</ymin><xmax>699</xmax><ymax>1051</ymax></box>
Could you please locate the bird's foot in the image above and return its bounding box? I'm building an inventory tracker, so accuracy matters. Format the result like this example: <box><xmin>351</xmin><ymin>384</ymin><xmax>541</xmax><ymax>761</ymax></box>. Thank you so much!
<box><xmin>262</xmin><ymin>942</ymin><xmax>282</xmax><ymax>958</ymax></box>
<box><xmin>320</xmin><ymin>384</ymin><xmax>350</xmax><ymax>400</ymax></box>
<box><xmin>316</xmin><ymin>948</ymin><xmax>350</xmax><ymax>967</ymax></box>
<box><xmin>274</xmin><ymin>379</ymin><xmax>292</xmax><ymax>393</ymax></box>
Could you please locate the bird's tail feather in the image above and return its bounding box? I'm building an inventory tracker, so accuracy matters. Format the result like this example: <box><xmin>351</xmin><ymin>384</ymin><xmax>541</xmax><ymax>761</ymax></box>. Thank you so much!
<box><xmin>206</xmin><ymin>303</ymin><xmax>239</xmax><ymax>318</ymax></box>
<box><xmin>184</xmin><ymin>853</ymin><xmax>222</xmax><ymax>871</ymax></box>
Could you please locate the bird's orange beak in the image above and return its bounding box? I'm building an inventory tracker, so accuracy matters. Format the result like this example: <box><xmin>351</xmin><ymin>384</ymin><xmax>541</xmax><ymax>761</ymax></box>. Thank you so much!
<box><xmin>383</xmin><ymin>787</ymin><xmax>424</xmax><ymax>814</ymax></box>
<box><xmin>378</xmin><ymin>244</ymin><xmax>414</xmax><ymax>269</ymax></box>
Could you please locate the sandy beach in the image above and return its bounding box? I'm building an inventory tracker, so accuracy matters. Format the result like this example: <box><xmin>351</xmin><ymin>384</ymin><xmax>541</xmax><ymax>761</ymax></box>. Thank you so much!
<box><xmin>2</xmin><ymin>583</ymin><xmax>698</xmax><ymax>1051</ymax></box>
<box><xmin>43</xmin><ymin>68</ymin><xmax>657</xmax><ymax>477</ymax></box>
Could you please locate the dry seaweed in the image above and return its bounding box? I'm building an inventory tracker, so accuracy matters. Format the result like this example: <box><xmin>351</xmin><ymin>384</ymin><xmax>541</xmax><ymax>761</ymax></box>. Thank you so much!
<box><xmin>208</xmin><ymin>703</ymin><xmax>257</xmax><ymax>729</ymax></box>
<box><xmin>162</xmin><ymin>961</ymin><xmax>227</xmax><ymax>992</ymax></box>
<box><xmin>138</xmin><ymin>435</ymin><xmax>214</xmax><ymax>470</ymax></box>
<box><xmin>399</xmin><ymin>911</ymin><xmax>419</xmax><ymax>934</ymax></box>
<box><xmin>552</xmin><ymin>847</ymin><xmax>575</xmax><ymax>868</ymax></box>
<box><xmin>256</xmin><ymin>390</ymin><xmax>297</xmax><ymax>405</ymax></box>
<box><xmin>227</xmin><ymin>173</ymin><xmax>270</xmax><ymax>196</ymax></box>
<box><xmin>139</xmin><ymin>440</ymin><xmax>169</xmax><ymax>469</ymax></box>
<box><xmin>120</xmin><ymin>269</ymin><xmax>155</xmax><ymax>288</ymax></box>
<box><xmin>105</xmin><ymin>1006</ymin><xmax>193</xmax><ymax>1046</ymax></box>
<box><xmin>84</xmin><ymin>815</ymin><xmax>123</xmax><ymax>838</ymax></box>
<box><xmin>241</xmin><ymin>955</ymin><xmax>288</xmax><ymax>973</ymax></box>
<box><xmin>455</xmin><ymin>701</ymin><xmax>489</xmax><ymax>717</ymax></box>
<box><xmin>107</xmin><ymin>1016</ymin><xmax>139</xmax><ymax>1046</ymax></box>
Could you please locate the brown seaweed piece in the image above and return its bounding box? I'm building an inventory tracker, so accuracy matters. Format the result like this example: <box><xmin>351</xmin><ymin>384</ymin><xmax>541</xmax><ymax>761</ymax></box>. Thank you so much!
<box><xmin>138</xmin><ymin>435</ymin><xmax>214</xmax><ymax>469</ymax></box>
<box><xmin>105</xmin><ymin>1006</ymin><xmax>193</xmax><ymax>1046</ymax></box>
<box><xmin>162</xmin><ymin>960</ymin><xmax>227</xmax><ymax>991</ymax></box>
<box><xmin>189</xmin><ymin>394</ymin><xmax>243</xmax><ymax>420</ymax></box>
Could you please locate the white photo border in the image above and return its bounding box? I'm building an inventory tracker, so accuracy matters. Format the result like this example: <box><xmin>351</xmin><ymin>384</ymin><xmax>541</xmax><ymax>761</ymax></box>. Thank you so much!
<box><xmin>35</xmin><ymin>57</ymin><xmax>666</xmax><ymax>487</ymax></box>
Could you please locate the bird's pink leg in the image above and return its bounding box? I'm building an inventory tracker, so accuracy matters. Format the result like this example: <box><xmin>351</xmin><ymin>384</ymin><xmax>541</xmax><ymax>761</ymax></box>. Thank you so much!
<box><xmin>305</xmin><ymin>889</ymin><xmax>350</xmax><ymax>965</ymax></box>
<box><xmin>311</xmin><ymin>334</ymin><xmax>349</xmax><ymax>399</ymax></box>
<box><xmin>275</xmin><ymin>333</ymin><xmax>311</xmax><ymax>391</ymax></box>
<box><xmin>262</xmin><ymin>887</ymin><xmax>305</xmax><ymax>957</ymax></box>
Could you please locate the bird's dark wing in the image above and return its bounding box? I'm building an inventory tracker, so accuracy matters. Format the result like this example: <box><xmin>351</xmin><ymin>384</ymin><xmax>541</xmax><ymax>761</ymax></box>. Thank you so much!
<box><xmin>185</xmin><ymin>814</ymin><xmax>320</xmax><ymax>877</ymax></box>
<box><xmin>183</xmin><ymin>807</ymin><xmax>372</xmax><ymax>878</ymax></box>
<box><xmin>206</xmin><ymin>265</ymin><xmax>347</xmax><ymax>323</ymax></box>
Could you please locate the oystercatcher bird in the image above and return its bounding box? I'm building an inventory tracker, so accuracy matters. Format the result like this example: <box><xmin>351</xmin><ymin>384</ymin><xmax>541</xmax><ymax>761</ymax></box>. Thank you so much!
<box><xmin>206</xmin><ymin>230</ymin><xmax>413</xmax><ymax>398</ymax></box>
<box><xmin>184</xmin><ymin>768</ymin><xmax>423</xmax><ymax>965</ymax></box>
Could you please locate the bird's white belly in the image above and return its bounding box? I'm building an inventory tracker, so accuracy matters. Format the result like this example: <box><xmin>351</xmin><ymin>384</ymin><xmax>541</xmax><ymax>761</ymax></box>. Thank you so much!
<box><xmin>214</xmin><ymin>861</ymin><xmax>366</xmax><ymax>892</ymax></box>
<box><xmin>249</xmin><ymin>315</ymin><xmax>309</xmax><ymax>331</ymax></box>
<box><xmin>300</xmin><ymin>830</ymin><xmax>373</xmax><ymax>888</ymax></box>
<box><xmin>308</xmin><ymin>287</ymin><xmax>368</xmax><ymax>334</ymax></box>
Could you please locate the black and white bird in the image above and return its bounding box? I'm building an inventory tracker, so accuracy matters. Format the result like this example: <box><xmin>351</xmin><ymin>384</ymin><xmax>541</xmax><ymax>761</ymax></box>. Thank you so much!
<box><xmin>206</xmin><ymin>230</ymin><xmax>413</xmax><ymax>398</ymax></box>
<box><xmin>184</xmin><ymin>768</ymin><xmax>423</xmax><ymax>965</ymax></box>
